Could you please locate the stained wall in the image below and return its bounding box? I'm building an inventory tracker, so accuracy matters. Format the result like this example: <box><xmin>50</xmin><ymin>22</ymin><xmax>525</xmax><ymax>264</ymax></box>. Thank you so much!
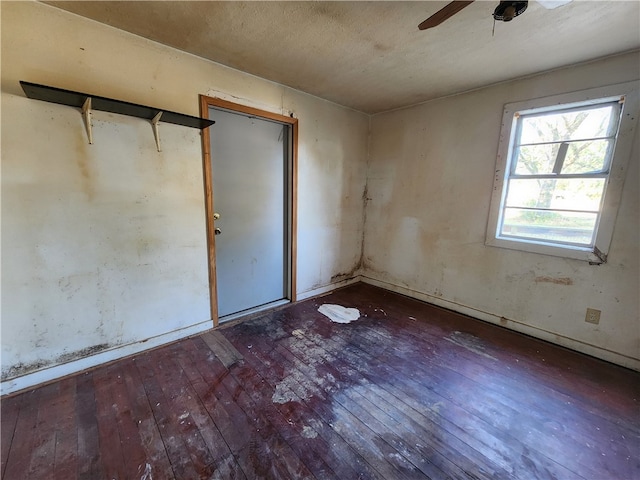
<box><xmin>364</xmin><ymin>52</ymin><xmax>640</xmax><ymax>369</ymax></box>
<box><xmin>1</xmin><ymin>2</ymin><xmax>368</xmax><ymax>392</ymax></box>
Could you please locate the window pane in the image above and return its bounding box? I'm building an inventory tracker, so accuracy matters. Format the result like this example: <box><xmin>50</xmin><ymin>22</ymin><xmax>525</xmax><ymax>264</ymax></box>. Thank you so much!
<box><xmin>505</xmin><ymin>178</ymin><xmax>605</xmax><ymax>212</ymax></box>
<box><xmin>514</xmin><ymin>140</ymin><xmax>610</xmax><ymax>175</ymax></box>
<box><xmin>561</xmin><ymin>139</ymin><xmax>610</xmax><ymax>174</ymax></box>
<box><xmin>520</xmin><ymin>105</ymin><xmax>615</xmax><ymax>144</ymax></box>
<box><xmin>501</xmin><ymin>208</ymin><xmax>597</xmax><ymax>245</ymax></box>
<box><xmin>514</xmin><ymin>144</ymin><xmax>559</xmax><ymax>175</ymax></box>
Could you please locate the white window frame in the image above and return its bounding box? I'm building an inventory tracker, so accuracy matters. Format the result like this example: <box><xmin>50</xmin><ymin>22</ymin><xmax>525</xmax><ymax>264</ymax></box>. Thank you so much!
<box><xmin>486</xmin><ymin>81</ymin><xmax>639</xmax><ymax>264</ymax></box>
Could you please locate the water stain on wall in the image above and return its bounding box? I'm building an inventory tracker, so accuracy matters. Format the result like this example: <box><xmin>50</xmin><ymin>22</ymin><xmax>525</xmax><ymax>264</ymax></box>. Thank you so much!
<box><xmin>0</xmin><ymin>343</ymin><xmax>111</xmax><ymax>381</ymax></box>
<box><xmin>56</xmin><ymin>343</ymin><xmax>110</xmax><ymax>363</ymax></box>
<box><xmin>330</xmin><ymin>266</ymin><xmax>359</xmax><ymax>283</ymax></box>
<box><xmin>534</xmin><ymin>276</ymin><xmax>574</xmax><ymax>286</ymax></box>
<box><xmin>1</xmin><ymin>360</ymin><xmax>49</xmax><ymax>381</ymax></box>
<box><xmin>74</xmin><ymin>132</ymin><xmax>95</xmax><ymax>201</ymax></box>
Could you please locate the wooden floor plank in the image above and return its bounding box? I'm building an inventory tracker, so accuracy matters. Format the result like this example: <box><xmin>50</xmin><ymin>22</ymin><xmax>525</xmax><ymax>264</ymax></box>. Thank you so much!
<box><xmin>280</xmin><ymin>327</ymin><xmax>508</xmax><ymax>480</ymax></box>
<box><xmin>222</xmin><ymin>320</ymin><xmax>430</xmax><ymax>480</ymax></box>
<box><xmin>52</xmin><ymin>377</ymin><xmax>78</xmax><ymax>480</ymax></box>
<box><xmin>200</xmin><ymin>330</ymin><xmax>244</xmax><ymax>368</ymax></box>
<box><xmin>351</xmin><ymin>320</ymin><xmax>596</xmax><ymax>476</ymax></box>
<box><xmin>76</xmin><ymin>372</ymin><xmax>104</xmax><ymax>480</ymax></box>
<box><xmin>169</xmin><ymin>343</ymin><xmax>247</xmax><ymax>480</ymax></box>
<box><xmin>2</xmin><ymin>388</ymin><xmax>41</xmax><ymax>480</ymax></box>
<box><xmin>135</xmin><ymin>352</ymin><xmax>206</xmax><ymax>479</ymax></box>
<box><xmin>152</xmin><ymin>350</ymin><xmax>220</xmax><ymax>477</ymax></box>
<box><xmin>27</xmin><ymin>382</ymin><xmax>64</xmax><ymax>479</ymax></box>
<box><xmin>216</xmin><ymin>330</ymin><xmax>389</xmax><ymax>480</ymax></box>
<box><xmin>341</xmin><ymin>326</ymin><xmax>582</xmax><ymax>478</ymax></box>
<box><xmin>321</xmin><ymin>284</ymin><xmax>640</xmax><ymax>478</ymax></box>
<box><xmin>363</xmin><ymin>313</ymin><xmax>639</xmax><ymax>478</ymax></box>
<box><xmin>273</xmin><ymin>342</ymin><xmax>447</xmax><ymax>479</ymax></box>
<box><xmin>221</xmin><ymin>360</ymin><xmax>338</xmax><ymax>479</ymax></box>
<box><xmin>226</xmin><ymin>338</ymin><xmax>398</xmax><ymax>480</ymax></box>
<box><xmin>340</xmin><ymin>285</ymin><xmax>640</xmax><ymax>423</ymax></box>
<box><xmin>271</xmin><ymin>299</ymin><xmax>585</xmax><ymax>479</ymax></box>
<box><xmin>108</xmin><ymin>361</ymin><xmax>154</xmax><ymax>479</ymax></box>
<box><xmin>184</xmin><ymin>338</ymin><xmax>279</xmax><ymax>478</ymax></box>
<box><xmin>228</xmin><ymin>310</ymin><xmax>512</xmax><ymax>478</ymax></box>
<box><xmin>3</xmin><ymin>282</ymin><xmax>639</xmax><ymax>480</ymax></box>
<box><xmin>363</xmin><ymin>297</ymin><xmax>639</xmax><ymax>434</ymax></box>
<box><xmin>0</xmin><ymin>395</ymin><xmax>20</xmax><ymax>478</ymax></box>
<box><xmin>177</xmin><ymin>339</ymin><xmax>256</xmax><ymax>478</ymax></box>
<box><xmin>190</xmin><ymin>337</ymin><xmax>317</xmax><ymax>479</ymax></box>
<box><xmin>344</xmin><ymin>295</ymin><xmax>639</xmax><ymax>479</ymax></box>
<box><xmin>92</xmin><ymin>366</ymin><xmax>127</xmax><ymax>480</ymax></box>
<box><xmin>122</xmin><ymin>356</ymin><xmax>176</xmax><ymax>480</ymax></box>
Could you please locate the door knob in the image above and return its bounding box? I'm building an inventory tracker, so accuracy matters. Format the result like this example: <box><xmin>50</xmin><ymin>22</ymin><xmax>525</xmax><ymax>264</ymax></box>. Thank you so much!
<box><xmin>214</xmin><ymin>227</ymin><xmax>222</xmax><ymax>235</ymax></box>
<box><xmin>213</xmin><ymin>212</ymin><xmax>221</xmax><ymax>220</ymax></box>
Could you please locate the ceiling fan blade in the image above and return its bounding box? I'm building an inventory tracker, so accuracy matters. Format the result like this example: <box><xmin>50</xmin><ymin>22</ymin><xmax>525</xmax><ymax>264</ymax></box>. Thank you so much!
<box><xmin>418</xmin><ymin>1</ymin><xmax>475</xmax><ymax>30</ymax></box>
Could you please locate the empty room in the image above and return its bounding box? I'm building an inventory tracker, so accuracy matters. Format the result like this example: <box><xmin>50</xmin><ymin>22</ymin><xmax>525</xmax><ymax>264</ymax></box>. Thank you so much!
<box><xmin>1</xmin><ymin>1</ymin><xmax>639</xmax><ymax>479</ymax></box>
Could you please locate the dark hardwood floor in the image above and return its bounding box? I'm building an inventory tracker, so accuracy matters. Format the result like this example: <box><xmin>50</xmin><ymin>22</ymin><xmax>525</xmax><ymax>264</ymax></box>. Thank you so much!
<box><xmin>2</xmin><ymin>283</ymin><xmax>639</xmax><ymax>479</ymax></box>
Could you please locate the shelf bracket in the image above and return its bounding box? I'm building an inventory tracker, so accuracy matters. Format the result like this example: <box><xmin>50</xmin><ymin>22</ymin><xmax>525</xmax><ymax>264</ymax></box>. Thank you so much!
<box><xmin>81</xmin><ymin>97</ymin><xmax>93</xmax><ymax>144</ymax></box>
<box><xmin>151</xmin><ymin>111</ymin><xmax>162</xmax><ymax>152</ymax></box>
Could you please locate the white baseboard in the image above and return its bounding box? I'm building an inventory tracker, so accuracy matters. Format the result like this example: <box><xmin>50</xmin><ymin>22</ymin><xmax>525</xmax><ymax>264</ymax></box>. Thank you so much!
<box><xmin>361</xmin><ymin>275</ymin><xmax>640</xmax><ymax>372</ymax></box>
<box><xmin>296</xmin><ymin>276</ymin><xmax>362</xmax><ymax>301</ymax></box>
<box><xmin>1</xmin><ymin>320</ymin><xmax>213</xmax><ymax>396</ymax></box>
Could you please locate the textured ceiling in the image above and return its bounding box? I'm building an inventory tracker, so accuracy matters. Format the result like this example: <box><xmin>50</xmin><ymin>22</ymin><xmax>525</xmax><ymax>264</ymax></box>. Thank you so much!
<box><xmin>46</xmin><ymin>1</ymin><xmax>640</xmax><ymax>114</ymax></box>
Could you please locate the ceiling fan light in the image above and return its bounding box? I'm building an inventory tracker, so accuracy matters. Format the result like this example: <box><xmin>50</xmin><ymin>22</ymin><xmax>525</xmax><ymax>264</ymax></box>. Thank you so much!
<box><xmin>503</xmin><ymin>5</ymin><xmax>516</xmax><ymax>21</ymax></box>
<box><xmin>493</xmin><ymin>1</ymin><xmax>528</xmax><ymax>22</ymax></box>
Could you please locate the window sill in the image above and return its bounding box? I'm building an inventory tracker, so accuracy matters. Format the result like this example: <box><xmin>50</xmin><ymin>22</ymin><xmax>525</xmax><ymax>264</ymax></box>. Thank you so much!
<box><xmin>485</xmin><ymin>236</ymin><xmax>606</xmax><ymax>264</ymax></box>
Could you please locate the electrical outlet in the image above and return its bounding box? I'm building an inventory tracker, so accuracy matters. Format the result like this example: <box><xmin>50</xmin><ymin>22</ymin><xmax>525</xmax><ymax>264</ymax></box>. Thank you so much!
<box><xmin>585</xmin><ymin>308</ymin><xmax>601</xmax><ymax>325</ymax></box>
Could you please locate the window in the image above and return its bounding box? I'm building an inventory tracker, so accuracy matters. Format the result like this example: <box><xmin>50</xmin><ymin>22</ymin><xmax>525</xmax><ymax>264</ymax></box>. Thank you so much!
<box><xmin>486</xmin><ymin>82</ymin><xmax>638</xmax><ymax>263</ymax></box>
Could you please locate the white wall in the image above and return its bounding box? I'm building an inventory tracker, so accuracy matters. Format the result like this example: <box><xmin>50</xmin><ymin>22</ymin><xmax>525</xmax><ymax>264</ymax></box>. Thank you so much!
<box><xmin>364</xmin><ymin>52</ymin><xmax>640</xmax><ymax>369</ymax></box>
<box><xmin>1</xmin><ymin>2</ymin><xmax>368</xmax><ymax>392</ymax></box>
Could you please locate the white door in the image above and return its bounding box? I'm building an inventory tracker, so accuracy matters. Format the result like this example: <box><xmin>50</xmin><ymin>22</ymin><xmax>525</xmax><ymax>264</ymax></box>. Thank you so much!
<box><xmin>209</xmin><ymin>107</ymin><xmax>289</xmax><ymax>318</ymax></box>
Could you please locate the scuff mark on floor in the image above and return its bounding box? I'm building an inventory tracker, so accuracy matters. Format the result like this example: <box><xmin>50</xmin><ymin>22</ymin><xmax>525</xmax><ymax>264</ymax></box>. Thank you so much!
<box><xmin>301</xmin><ymin>425</ymin><xmax>318</xmax><ymax>439</ymax></box>
<box><xmin>139</xmin><ymin>462</ymin><xmax>152</xmax><ymax>480</ymax></box>
<box><xmin>444</xmin><ymin>331</ymin><xmax>498</xmax><ymax>361</ymax></box>
<box><xmin>271</xmin><ymin>381</ymin><xmax>299</xmax><ymax>404</ymax></box>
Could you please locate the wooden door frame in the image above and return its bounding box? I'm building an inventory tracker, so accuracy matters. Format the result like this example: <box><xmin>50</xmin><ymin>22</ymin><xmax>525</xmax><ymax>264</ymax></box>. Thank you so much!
<box><xmin>199</xmin><ymin>95</ymin><xmax>298</xmax><ymax>326</ymax></box>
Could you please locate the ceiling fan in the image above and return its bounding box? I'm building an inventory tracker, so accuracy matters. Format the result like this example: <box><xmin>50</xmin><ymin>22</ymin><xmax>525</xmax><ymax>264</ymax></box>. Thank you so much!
<box><xmin>418</xmin><ymin>0</ymin><xmax>572</xmax><ymax>30</ymax></box>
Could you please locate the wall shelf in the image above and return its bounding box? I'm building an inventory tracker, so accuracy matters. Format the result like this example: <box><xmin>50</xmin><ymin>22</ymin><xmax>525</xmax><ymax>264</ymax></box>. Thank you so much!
<box><xmin>20</xmin><ymin>81</ymin><xmax>214</xmax><ymax>151</ymax></box>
